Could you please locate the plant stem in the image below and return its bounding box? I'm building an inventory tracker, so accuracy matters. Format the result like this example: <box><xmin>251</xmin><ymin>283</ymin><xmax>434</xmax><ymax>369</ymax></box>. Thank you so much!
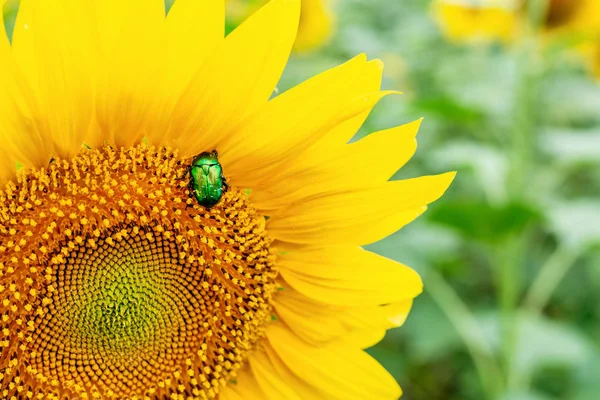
<box><xmin>523</xmin><ymin>244</ymin><xmax>580</xmax><ymax>314</ymax></box>
<box><xmin>494</xmin><ymin>237</ymin><xmax>526</xmax><ymax>391</ymax></box>
<box><xmin>425</xmin><ymin>269</ymin><xmax>504</xmax><ymax>399</ymax></box>
<box><xmin>501</xmin><ymin>0</ymin><xmax>549</xmax><ymax>391</ymax></box>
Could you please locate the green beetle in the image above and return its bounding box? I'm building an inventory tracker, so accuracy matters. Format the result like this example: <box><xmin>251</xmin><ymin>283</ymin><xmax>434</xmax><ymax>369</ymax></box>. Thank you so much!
<box><xmin>187</xmin><ymin>150</ymin><xmax>228</xmax><ymax>208</ymax></box>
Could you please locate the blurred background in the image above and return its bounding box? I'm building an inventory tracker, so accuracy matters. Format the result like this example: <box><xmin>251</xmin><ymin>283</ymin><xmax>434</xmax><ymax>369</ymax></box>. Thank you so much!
<box><xmin>5</xmin><ymin>0</ymin><xmax>600</xmax><ymax>399</ymax></box>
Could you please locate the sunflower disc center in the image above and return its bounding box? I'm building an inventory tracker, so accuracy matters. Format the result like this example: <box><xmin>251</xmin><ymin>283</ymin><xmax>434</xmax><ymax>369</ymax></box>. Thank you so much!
<box><xmin>0</xmin><ymin>145</ymin><xmax>277</xmax><ymax>399</ymax></box>
<box><xmin>66</xmin><ymin>235</ymin><xmax>174</xmax><ymax>355</ymax></box>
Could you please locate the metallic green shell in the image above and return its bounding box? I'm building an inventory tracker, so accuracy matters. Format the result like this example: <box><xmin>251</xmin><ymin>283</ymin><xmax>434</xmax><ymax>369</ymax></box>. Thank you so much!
<box><xmin>190</xmin><ymin>151</ymin><xmax>224</xmax><ymax>207</ymax></box>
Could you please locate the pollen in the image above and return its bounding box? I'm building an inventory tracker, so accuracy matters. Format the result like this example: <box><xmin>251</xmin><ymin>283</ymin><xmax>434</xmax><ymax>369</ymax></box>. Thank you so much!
<box><xmin>0</xmin><ymin>145</ymin><xmax>277</xmax><ymax>399</ymax></box>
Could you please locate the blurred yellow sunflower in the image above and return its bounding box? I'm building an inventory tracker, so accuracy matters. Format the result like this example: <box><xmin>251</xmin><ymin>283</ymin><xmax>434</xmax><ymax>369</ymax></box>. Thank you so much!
<box><xmin>433</xmin><ymin>0</ymin><xmax>600</xmax><ymax>76</ymax></box>
<box><xmin>432</xmin><ymin>0</ymin><xmax>521</xmax><ymax>44</ymax></box>
<box><xmin>542</xmin><ymin>0</ymin><xmax>600</xmax><ymax>76</ymax></box>
<box><xmin>543</xmin><ymin>0</ymin><xmax>600</xmax><ymax>33</ymax></box>
<box><xmin>228</xmin><ymin>0</ymin><xmax>334</xmax><ymax>52</ymax></box>
<box><xmin>433</xmin><ymin>0</ymin><xmax>599</xmax><ymax>43</ymax></box>
<box><xmin>0</xmin><ymin>0</ymin><xmax>454</xmax><ymax>399</ymax></box>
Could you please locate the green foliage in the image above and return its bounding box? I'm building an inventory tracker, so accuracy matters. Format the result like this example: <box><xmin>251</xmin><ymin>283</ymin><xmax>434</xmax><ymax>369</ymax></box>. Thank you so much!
<box><xmin>428</xmin><ymin>201</ymin><xmax>542</xmax><ymax>243</ymax></box>
<box><xmin>277</xmin><ymin>0</ymin><xmax>600</xmax><ymax>399</ymax></box>
<box><xmin>411</xmin><ymin>96</ymin><xmax>486</xmax><ymax>124</ymax></box>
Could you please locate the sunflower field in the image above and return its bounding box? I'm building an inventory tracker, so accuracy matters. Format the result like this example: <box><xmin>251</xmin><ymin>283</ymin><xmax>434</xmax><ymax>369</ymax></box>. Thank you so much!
<box><xmin>1</xmin><ymin>0</ymin><xmax>600</xmax><ymax>399</ymax></box>
<box><xmin>267</xmin><ymin>0</ymin><xmax>600</xmax><ymax>399</ymax></box>
<box><xmin>269</xmin><ymin>0</ymin><xmax>600</xmax><ymax>399</ymax></box>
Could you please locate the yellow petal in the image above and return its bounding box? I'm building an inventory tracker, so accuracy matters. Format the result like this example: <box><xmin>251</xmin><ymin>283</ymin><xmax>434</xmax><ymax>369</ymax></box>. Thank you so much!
<box><xmin>12</xmin><ymin>0</ymin><xmax>98</xmax><ymax>158</ymax></box>
<box><xmin>274</xmin><ymin>284</ymin><xmax>414</xmax><ymax>345</ymax></box>
<box><xmin>313</xmin><ymin>109</ymin><xmax>371</xmax><ymax>151</ymax></box>
<box><xmin>221</xmin><ymin>57</ymin><xmax>389</xmax><ymax>187</ymax></box>
<box><xmin>274</xmin><ymin>287</ymin><xmax>350</xmax><ymax>344</ymax></box>
<box><xmin>219</xmin><ymin>367</ymin><xmax>266</xmax><ymax>400</ymax></box>
<box><xmin>0</xmin><ymin>8</ymin><xmax>52</xmax><ymax>178</ymax></box>
<box><xmin>167</xmin><ymin>0</ymin><xmax>300</xmax><ymax>155</ymax></box>
<box><xmin>310</xmin><ymin>57</ymin><xmax>383</xmax><ymax>150</ymax></box>
<box><xmin>94</xmin><ymin>0</ymin><xmax>166</xmax><ymax>147</ymax></box>
<box><xmin>252</xmin><ymin>119</ymin><xmax>422</xmax><ymax>212</ymax></box>
<box><xmin>279</xmin><ymin>246</ymin><xmax>422</xmax><ymax>306</ymax></box>
<box><xmin>219</xmin><ymin>386</ymin><xmax>245</xmax><ymax>400</ymax></box>
<box><xmin>148</xmin><ymin>0</ymin><xmax>225</xmax><ymax>146</ymax></box>
<box><xmin>322</xmin><ymin>299</ymin><xmax>414</xmax><ymax>331</ymax></box>
<box><xmin>0</xmin><ymin>13</ymin><xmax>21</xmax><ymax>182</ymax></box>
<box><xmin>92</xmin><ymin>0</ymin><xmax>165</xmax><ymax>56</ymax></box>
<box><xmin>337</xmin><ymin>329</ymin><xmax>387</xmax><ymax>349</ymax></box>
<box><xmin>266</xmin><ymin>322</ymin><xmax>402</xmax><ymax>400</ymax></box>
<box><xmin>382</xmin><ymin>300</ymin><xmax>415</xmax><ymax>328</ymax></box>
<box><xmin>250</xmin><ymin>346</ymin><xmax>327</xmax><ymax>399</ymax></box>
<box><xmin>164</xmin><ymin>0</ymin><xmax>224</xmax><ymax>97</ymax></box>
<box><xmin>268</xmin><ymin>172</ymin><xmax>456</xmax><ymax>245</ymax></box>
<box><xmin>317</xmin><ymin>58</ymin><xmax>386</xmax><ymax>144</ymax></box>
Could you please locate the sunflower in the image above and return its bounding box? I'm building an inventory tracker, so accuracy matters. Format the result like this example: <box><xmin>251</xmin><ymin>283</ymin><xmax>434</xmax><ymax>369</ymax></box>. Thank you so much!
<box><xmin>541</xmin><ymin>0</ymin><xmax>600</xmax><ymax>77</ymax></box>
<box><xmin>433</xmin><ymin>0</ymin><xmax>600</xmax><ymax>77</ymax></box>
<box><xmin>432</xmin><ymin>0</ymin><xmax>521</xmax><ymax>44</ymax></box>
<box><xmin>433</xmin><ymin>0</ymin><xmax>600</xmax><ymax>45</ymax></box>
<box><xmin>543</xmin><ymin>0</ymin><xmax>600</xmax><ymax>32</ymax></box>
<box><xmin>0</xmin><ymin>0</ymin><xmax>454</xmax><ymax>399</ymax></box>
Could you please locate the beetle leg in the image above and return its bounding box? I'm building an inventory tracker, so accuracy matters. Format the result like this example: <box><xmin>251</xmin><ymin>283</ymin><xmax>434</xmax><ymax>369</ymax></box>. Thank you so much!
<box><xmin>185</xmin><ymin>167</ymin><xmax>197</xmax><ymax>200</ymax></box>
<box><xmin>179</xmin><ymin>166</ymin><xmax>190</xmax><ymax>182</ymax></box>
<box><xmin>185</xmin><ymin>167</ymin><xmax>192</xmax><ymax>186</ymax></box>
<box><xmin>222</xmin><ymin>176</ymin><xmax>229</xmax><ymax>193</ymax></box>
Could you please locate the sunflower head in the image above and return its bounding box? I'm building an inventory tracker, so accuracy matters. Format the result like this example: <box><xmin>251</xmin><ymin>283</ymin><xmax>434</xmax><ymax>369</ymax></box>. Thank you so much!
<box><xmin>0</xmin><ymin>0</ymin><xmax>454</xmax><ymax>398</ymax></box>
<box><xmin>433</xmin><ymin>0</ymin><xmax>520</xmax><ymax>44</ymax></box>
<box><xmin>1</xmin><ymin>145</ymin><xmax>277</xmax><ymax>398</ymax></box>
<box><xmin>537</xmin><ymin>0</ymin><xmax>600</xmax><ymax>79</ymax></box>
<box><xmin>545</xmin><ymin>0</ymin><xmax>583</xmax><ymax>27</ymax></box>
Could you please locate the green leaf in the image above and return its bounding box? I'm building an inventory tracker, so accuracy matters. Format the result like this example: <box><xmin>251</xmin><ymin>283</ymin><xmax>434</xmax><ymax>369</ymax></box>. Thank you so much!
<box><xmin>574</xmin><ymin>355</ymin><xmax>600</xmax><ymax>400</ymax></box>
<box><xmin>433</xmin><ymin>143</ymin><xmax>509</xmax><ymax>203</ymax></box>
<box><xmin>478</xmin><ymin>311</ymin><xmax>597</xmax><ymax>376</ymax></box>
<box><xmin>500</xmin><ymin>391</ymin><xmax>553</xmax><ymax>400</ymax></box>
<box><xmin>543</xmin><ymin>76</ymin><xmax>600</xmax><ymax>125</ymax></box>
<box><xmin>412</xmin><ymin>96</ymin><xmax>484</xmax><ymax>124</ymax></box>
<box><xmin>400</xmin><ymin>296</ymin><xmax>462</xmax><ymax>363</ymax></box>
<box><xmin>548</xmin><ymin>200</ymin><xmax>600</xmax><ymax>250</ymax></box>
<box><xmin>366</xmin><ymin>223</ymin><xmax>461</xmax><ymax>271</ymax></box>
<box><xmin>543</xmin><ymin>129</ymin><xmax>600</xmax><ymax>164</ymax></box>
<box><xmin>428</xmin><ymin>201</ymin><xmax>542</xmax><ymax>243</ymax></box>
